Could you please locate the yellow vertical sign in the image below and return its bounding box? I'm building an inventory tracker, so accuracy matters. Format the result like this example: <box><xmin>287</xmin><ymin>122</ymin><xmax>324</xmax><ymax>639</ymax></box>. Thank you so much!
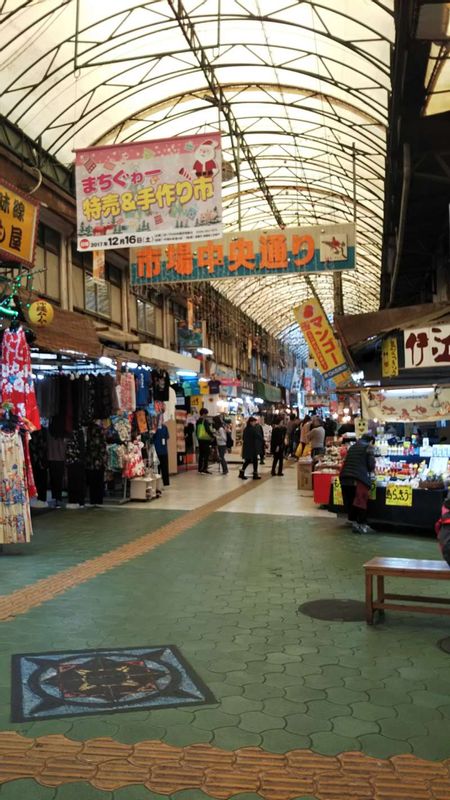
<box><xmin>293</xmin><ymin>298</ymin><xmax>352</xmax><ymax>386</ymax></box>
<box><xmin>382</xmin><ymin>336</ymin><xmax>399</xmax><ymax>377</ymax></box>
<box><xmin>0</xmin><ymin>180</ymin><xmax>39</xmax><ymax>267</ymax></box>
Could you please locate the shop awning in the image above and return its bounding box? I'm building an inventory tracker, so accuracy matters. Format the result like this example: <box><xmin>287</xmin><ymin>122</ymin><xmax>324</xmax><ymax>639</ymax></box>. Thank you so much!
<box><xmin>334</xmin><ymin>302</ymin><xmax>450</xmax><ymax>349</ymax></box>
<box><xmin>139</xmin><ymin>343</ymin><xmax>200</xmax><ymax>373</ymax></box>
<box><xmin>255</xmin><ymin>381</ymin><xmax>282</xmax><ymax>403</ymax></box>
<box><xmin>27</xmin><ymin>301</ymin><xmax>102</xmax><ymax>359</ymax></box>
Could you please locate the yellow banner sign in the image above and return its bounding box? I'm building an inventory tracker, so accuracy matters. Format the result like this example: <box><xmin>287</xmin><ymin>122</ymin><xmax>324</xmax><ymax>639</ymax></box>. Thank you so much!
<box><xmin>382</xmin><ymin>336</ymin><xmax>399</xmax><ymax>378</ymax></box>
<box><xmin>332</xmin><ymin>477</ymin><xmax>344</xmax><ymax>506</ymax></box>
<box><xmin>293</xmin><ymin>298</ymin><xmax>352</xmax><ymax>386</ymax></box>
<box><xmin>385</xmin><ymin>483</ymin><xmax>413</xmax><ymax>507</ymax></box>
<box><xmin>0</xmin><ymin>180</ymin><xmax>39</xmax><ymax>267</ymax></box>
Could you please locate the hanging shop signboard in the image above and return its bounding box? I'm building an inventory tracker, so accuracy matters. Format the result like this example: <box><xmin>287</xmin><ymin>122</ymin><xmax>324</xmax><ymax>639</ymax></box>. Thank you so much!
<box><xmin>0</xmin><ymin>180</ymin><xmax>39</xmax><ymax>267</ymax></box>
<box><xmin>75</xmin><ymin>133</ymin><xmax>222</xmax><ymax>252</ymax></box>
<box><xmin>385</xmin><ymin>483</ymin><xmax>413</xmax><ymax>507</ymax></box>
<box><xmin>361</xmin><ymin>388</ymin><xmax>450</xmax><ymax>422</ymax></box>
<box><xmin>381</xmin><ymin>336</ymin><xmax>399</xmax><ymax>377</ymax></box>
<box><xmin>293</xmin><ymin>298</ymin><xmax>352</xmax><ymax>386</ymax></box>
<box><xmin>404</xmin><ymin>325</ymin><xmax>450</xmax><ymax>369</ymax></box>
<box><xmin>129</xmin><ymin>223</ymin><xmax>355</xmax><ymax>284</ymax></box>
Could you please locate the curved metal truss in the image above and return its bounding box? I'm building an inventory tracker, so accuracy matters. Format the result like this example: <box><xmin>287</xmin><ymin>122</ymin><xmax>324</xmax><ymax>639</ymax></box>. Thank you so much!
<box><xmin>0</xmin><ymin>0</ymin><xmax>394</xmax><ymax>352</ymax></box>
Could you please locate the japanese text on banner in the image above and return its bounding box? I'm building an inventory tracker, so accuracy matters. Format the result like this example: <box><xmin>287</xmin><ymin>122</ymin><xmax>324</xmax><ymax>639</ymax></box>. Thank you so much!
<box><xmin>129</xmin><ymin>223</ymin><xmax>356</xmax><ymax>283</ymax></box>
<box><xmin>0</xmin><ymin>181</ymin><xmax>39</xmax><ymax>267</ymax></box>
<box><xmin>293</xmin><ymin>298</ymin><xmax>352</xmax><ymax>386</ymax></box>
<box><xmin>75</xmin><ymin>134</ymin><xmax>222</xmax><ymax>251</ymax></box>
<box><xmin>404</xmin><ymin>325</ymin><xmax>450</xmax><ymax>369</ymax></box>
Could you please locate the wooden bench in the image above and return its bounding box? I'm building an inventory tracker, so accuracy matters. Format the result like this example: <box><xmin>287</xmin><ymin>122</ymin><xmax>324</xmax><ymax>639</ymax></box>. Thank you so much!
<box><xmin>364</xmin><ymin>557</ymin><xmax>450</xmax><ymax>624</ymax></box>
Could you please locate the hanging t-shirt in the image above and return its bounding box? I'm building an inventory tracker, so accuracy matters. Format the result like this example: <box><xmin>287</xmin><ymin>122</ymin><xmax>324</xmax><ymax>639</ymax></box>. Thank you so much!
<box><xmin>208</xmin><ymin>380</ymin><xmax>221</xmax><ymax>395</ymax></box>
<box><xmin>120</xmin><ymin>372</ymin><xmax>136</xmax><ymax>413</ymax></box>
<box><xmin>152</xmin><ymin>369</ymin><xmax>170</xmax><ymax>401</ymax></box>
<box><xmin>135</xmin><ymin>368</ymin><xmax>152</xmax><ymax>407</ymax></box>
<box><xmin>153</xmin><ymin>425</ymin><xmax>169</xmax><ymax>455</ymax></box>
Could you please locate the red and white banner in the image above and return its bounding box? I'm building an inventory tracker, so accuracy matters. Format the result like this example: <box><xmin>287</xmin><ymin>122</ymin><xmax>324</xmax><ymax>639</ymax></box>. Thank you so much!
<box><xmin>75</xmin><ymin>133</ymin><xmax>222</xmax><ymax>251</ymax></box>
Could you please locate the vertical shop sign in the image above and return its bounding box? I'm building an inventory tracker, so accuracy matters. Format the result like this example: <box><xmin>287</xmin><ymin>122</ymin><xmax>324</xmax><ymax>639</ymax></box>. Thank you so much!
<box><xmin>293</xmin><ymin>299</ymin><xmax>352</xmax><ymax>386</ymax></box>
<box><xmin>92</xmin><ymin>250</ymin><xmax>106</xmax><ymax>283</ymax></box>
<box><xmin>75</xmin><ymin>133</ymin><xmax>222</xmax><ymax>251</ymax></box>
<box><xmin>382</xmin><ymin>336</ymin><xmax>399</xmax><ymax>377</ymax></box>
<box><xmin>0</xmin><ymin>180</ymin><xmax>39</xmax><ymax>267</ymax></box>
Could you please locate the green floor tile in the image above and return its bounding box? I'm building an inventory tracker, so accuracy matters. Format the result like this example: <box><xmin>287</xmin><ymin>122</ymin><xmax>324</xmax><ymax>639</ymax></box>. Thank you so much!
<box><xmin>212</xmin><ymin>726</ymin><xmax>262</xmax><ymax>750</ymax></box>
<box><xmin>0</xmin><ymin>780</ymin><xmax>56</xmax><ymax>799</ymax></box>
<box><xmin>260</xmin><ymin>728</ymin><xmax>311</xmax><ymax>753</ymax></box>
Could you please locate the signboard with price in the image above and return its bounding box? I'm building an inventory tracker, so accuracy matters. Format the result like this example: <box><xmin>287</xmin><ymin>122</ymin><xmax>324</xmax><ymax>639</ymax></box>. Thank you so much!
<box><xmin>385</xmin><ymin>483</ymin><xmax>413</xmax><ymax>507</ymax></box>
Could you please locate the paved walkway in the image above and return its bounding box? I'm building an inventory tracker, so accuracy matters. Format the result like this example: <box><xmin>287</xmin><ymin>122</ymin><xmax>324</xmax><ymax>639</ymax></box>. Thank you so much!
<box><xmin>0</xmin><ymin>463</ymin><xmax>450</xmax><ymax>799</ymax></box>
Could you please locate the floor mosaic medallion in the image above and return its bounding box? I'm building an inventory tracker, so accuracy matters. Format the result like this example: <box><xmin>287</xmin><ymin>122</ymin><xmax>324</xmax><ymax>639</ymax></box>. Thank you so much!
<box><xmin>11</xmin><ymin>645</ymin><xmax>215</xmax><ymax>722</ymax></box>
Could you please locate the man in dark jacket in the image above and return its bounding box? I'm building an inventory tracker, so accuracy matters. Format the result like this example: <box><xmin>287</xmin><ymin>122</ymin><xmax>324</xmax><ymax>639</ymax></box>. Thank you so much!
<box><xmin>340</xmin><ymin>434</ymin><xmax>376</xmax><ymax>534</ymax></box>
<box><xmin>239</xmin><ymin>417</ymin><xmax>261</xmax><ymax>480</ymax></box>
<box><xmin>270</xmin><ymin>418</ymin><xmax>287</xmax><ymax>476</ymax></box>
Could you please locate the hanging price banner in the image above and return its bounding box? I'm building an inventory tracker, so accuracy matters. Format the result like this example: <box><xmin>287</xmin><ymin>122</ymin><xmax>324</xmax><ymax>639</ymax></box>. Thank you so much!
<box><xmin>332</xmin><ymin>477</ymin><xmax>344</xmax><ymax>506</ymax></box>
<box><xmin>385</xmin><ymin>483</ymin><xmax>413</xmax><ymax>507</ymax></box>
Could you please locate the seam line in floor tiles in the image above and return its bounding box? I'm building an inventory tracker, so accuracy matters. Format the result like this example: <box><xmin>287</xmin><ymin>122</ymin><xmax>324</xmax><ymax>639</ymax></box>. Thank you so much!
<box><xmin>0</xmin><ymin>474</ymin><xmax>272</xmax><ymax>623</ymax></box>
<box><xmin>0</xmin><ymin>733</ymin><xmax>449</xmax><ymax>799</ymax></box>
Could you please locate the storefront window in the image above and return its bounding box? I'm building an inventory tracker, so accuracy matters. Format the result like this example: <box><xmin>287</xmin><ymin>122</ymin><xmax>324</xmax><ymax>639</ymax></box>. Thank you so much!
<box><xmin>137</xmin><ymin>299</ymin><xmax>156</xmax><ymax>335</ymax></box>
<box><xmin>34</xmin><ymin>222</ymin><xmax>61</xmax><ymax>300</ymax></box>
<box><xmin>84</xmin><ymin>273</ymin><xmax>111</xmax><ymax>317</ymax></box>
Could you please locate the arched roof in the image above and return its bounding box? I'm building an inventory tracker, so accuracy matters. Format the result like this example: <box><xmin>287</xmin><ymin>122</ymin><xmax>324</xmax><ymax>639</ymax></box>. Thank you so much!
<box><xmin>0</xmin><ymin>0</ymin><xmax>394</xmax><ymax>351</ymax></box>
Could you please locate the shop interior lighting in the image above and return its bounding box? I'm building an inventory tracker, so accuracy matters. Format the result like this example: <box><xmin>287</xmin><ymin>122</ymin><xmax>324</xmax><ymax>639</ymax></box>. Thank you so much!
<box><xmin>385</xmin><ymin>388</ymin><xmax>434</xmax><ymax>397</ymax></box>
<box><xmin>36</xmin><ymin>373</ymin><xmax>45</xmax><ymax>380</ymax></box>
<box><xmin>254</xmin><ymin>397</ymin><xmax>264</xmax><ymax>403</ymax></box>
<box><xmin>332</xmin><ymin>412</ymin><xmax>339</xmax><ymax>420</ymax></box>
<box><xmin>126</xmin><ymin>361</ymin><xmax>138</xmax><ymax>369</ymax></box>
<box><xmin>343</xmin><ymin>407</ymin><xmax>350</xmax><ymax>414</ymax></box>
<box><xmin>177</xmin><ymin>370</ymin><xmax>198</xmax><ymax>377</ymax></box>
<box><xmin>197</xmin><ymin>347</ymin><xmax>214</xmax><ymax>355</ymax></box>
<box><xmin>31</xmin><ymin>353</ymin><xmax>58</xmax><ymax>360</ymax></box>
<box><xmin>99</xmin><ymin>356</ymin><xmax>114</xmax><ymax>367</ymax></box>
<box><xmin>198</xmin><ymin>377</ymin><xmax>209</xmax><ymax>382</ymax></box>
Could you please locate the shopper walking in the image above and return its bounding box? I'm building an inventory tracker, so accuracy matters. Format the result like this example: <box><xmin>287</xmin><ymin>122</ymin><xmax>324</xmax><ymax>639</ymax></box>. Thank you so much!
<box><xmin>296</xmin><ymin>415</ymin><xmax>311</xmax><ymax>457</ymax></box>
<box><xmin>239</xmin><ymin>417</ymin><xmax>261</xmax><ymax>480</ymax></box>
<box><xmin>340</xmin><ymin>434</ymin><xmax>376</xmax><ymax>534</ymax></box>
<box><xmin>196</xmin><ymin>408</ymin><xmax>214</xmax><ymax>474</ymax></box>
<box><xmin>307</xmin><ymin>417</ymin><xmax>326</xmax><ymax>457</ymax></box>
<box><xmin>271</xmin><ymin>418</ymin><xmax>287</xmax><ymax>476</ymax></box>
<box><xmin>254</xmin><ymin>416</ymin><xmax>266</xmax><ymax>465</ymax></box>
<box><xmin>213</xmin><ymin>416</ymin><xmax>229</xmax><ymax>475</ymax></box>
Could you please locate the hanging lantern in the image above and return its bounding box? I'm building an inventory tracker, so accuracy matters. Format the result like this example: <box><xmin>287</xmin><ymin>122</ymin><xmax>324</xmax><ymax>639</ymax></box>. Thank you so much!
<box><xmin>28</xmin><ymin>299</ymin><xmax>54</xmax><ymax>327</ymax></box>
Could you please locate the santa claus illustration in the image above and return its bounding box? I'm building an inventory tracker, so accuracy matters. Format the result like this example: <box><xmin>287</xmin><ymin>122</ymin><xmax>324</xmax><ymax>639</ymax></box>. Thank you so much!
<box><xmin>193</xmin><ymin>139</ymin><xmax>218</xmax><ymax>178</ymax></box>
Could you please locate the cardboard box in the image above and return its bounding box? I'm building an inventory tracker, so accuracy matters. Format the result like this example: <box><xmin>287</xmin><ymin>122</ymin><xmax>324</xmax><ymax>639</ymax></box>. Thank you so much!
<box><xmin>297</xmin><ymin>459</ymin><xmax>313</xmax><ymax>491</ymax></box>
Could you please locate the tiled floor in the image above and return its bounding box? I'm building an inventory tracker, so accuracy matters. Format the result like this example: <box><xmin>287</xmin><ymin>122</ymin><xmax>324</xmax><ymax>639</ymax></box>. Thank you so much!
<box><xmin>1</xmin><ymin>465</ymin><xmax>450</xmax><ymax>799</ymax></box>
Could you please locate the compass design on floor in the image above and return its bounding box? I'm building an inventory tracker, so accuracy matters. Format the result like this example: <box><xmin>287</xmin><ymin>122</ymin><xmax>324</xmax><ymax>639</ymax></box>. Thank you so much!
<box><xmin>11</xmin><ymin>645</ymin><xmax>215</xmax><ymax>721</ymax></box>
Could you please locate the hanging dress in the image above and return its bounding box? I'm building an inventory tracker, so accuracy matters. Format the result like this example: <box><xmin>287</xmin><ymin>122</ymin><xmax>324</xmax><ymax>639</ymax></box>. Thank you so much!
<box><xmin>1</xmin><ymin>327</ymin><xmax>41</xmax><ymax>430</ymax></box>
<box><xmin>0</xmin><ymin>430</ymin><xmax>33</xmax><ymax>544</ymax></box>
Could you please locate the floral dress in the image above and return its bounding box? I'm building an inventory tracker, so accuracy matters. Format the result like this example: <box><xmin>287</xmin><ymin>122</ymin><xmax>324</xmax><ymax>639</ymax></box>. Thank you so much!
<box><xmin>0</xmin><ymin>430</ymin><xmax>33</xmax><ymax>543</ymax></box>
<box><xmin>1</xmin><ymin>327</ymin><xmax>40</xmax><ymax>430</ymax></box>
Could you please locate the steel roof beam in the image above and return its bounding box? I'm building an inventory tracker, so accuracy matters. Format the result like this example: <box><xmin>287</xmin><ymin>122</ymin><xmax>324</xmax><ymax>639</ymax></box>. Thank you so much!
<box><xmin>167</xmin><ymin>0</ymin><xmax>285</xmax><ymax>229</ymax></box>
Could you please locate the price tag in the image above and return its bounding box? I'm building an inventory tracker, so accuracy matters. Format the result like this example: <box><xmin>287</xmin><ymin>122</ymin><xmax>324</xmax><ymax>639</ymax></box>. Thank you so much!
<box><xmin>355</xmin><ymin>418</ymin><xmax>368</xmax><ymax>437</ymax></box>
<box><xmin>332</xmin><ymin>477</ymin><xmax>344</xmax><ymax>506</ymax></box>
<box><xmin>385</xmin><ymin>483</ymin><xmax>413</xmax><ymax>507</ymax></box>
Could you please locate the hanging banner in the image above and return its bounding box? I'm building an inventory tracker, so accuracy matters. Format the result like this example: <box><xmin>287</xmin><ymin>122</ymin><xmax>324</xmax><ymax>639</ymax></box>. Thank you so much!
<box><xmin>92</xmin><ymin>250</ymin><xmax>105</xmax><ymax>283</ymax></box>
<box><xmin>0</xmin><ymin>180</ymin><xmax>39</xmax><ymax>267</ymax></box>
<box><xmin>382</xmin><ymin>336</ymin><xmax>399</xmax><ymax>377</ymax></box>
<box><xmin>361</xmin><ymin>388</ymin><xmax>450</xmax><ymax>422</ymax></box>
<box><xmin>129</xmin><ymin>223</ymin><xmax>355</xmax><ymax>283</ymax></box>
<box><xmin>293</xmin><ymin>298</ymin><xmax>352</xmax><ymax>386</ymax></box>
<box><xmin>177</xmin><ymin>322</ymin><xmax>202</xmax><ymax>351</ymax></box>
<box><xmin>75</xmin><ymin>133</ymin><xmax>222</xmax><ymax>251</ymax></box>
<box><xmin>404</xmin><ymin>325</ymin><xmax>450</xmax><ymax>369</ymax></box>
